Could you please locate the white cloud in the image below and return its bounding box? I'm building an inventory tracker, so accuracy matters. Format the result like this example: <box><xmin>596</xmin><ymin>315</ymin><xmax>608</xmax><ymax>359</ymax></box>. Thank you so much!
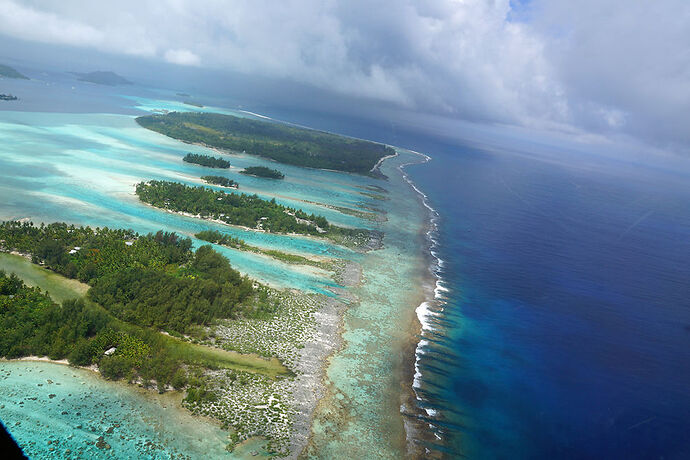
<box><xmin>0</xmin><ymin>0</ymin><xmax>103</xmax><ymax>48</ymax></box>
<box><xmin>0</xmin><ymin>0</ymin><xmax>688</xmax><ymax>149</ymax></box>
<box><xmin>164</xmin><ymin>48</ymin><xmax>200</xmax><ymax>66</ymax></box>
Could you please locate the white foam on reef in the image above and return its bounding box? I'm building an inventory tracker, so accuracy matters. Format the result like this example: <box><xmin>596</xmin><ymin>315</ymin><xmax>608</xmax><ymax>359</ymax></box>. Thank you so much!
<box><xmin>413</xmin><ymin>339</ymin><xmax>430</xmax><ymax>389</ymax></box>
<box><xmin>370</xmin><ymin>151</ymin><xmax>400</xmax><ymax>172</ymax></box>
<box><xmin>238</xmin><ymin>110</ymin><xmax>273</xmax><ymax>120</ymax></box>
<box><xmin>435</xmin><ymin>280</ymin><xmax>450</xmax><ymax>299</ymax></box>
<box><xmin>398</xmin><ymin>149</ymin><xmax>447</xmax><ymax>437</ymax></box>
<box><xmin>416</xmin><ymin>301</ymin><xmax>439</xmax><ymax>332</ymax></box>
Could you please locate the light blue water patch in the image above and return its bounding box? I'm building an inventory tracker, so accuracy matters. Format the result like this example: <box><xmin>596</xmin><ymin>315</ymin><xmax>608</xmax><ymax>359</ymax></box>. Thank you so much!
<box><xmin>0</xmin><ymin>361</ymin><xmax>231</xmax><ymax>459</ymax></box>
<box><xmin>122</xmin><ymin>95</ymin><xmax>245</xmax><ymax>116</ymax></box>
<box><xmin>0</xmin><ymin>110</ymin><xmax>381</xmax><ymax>229</ymax></box>
<box><xmin>0</xmin><ymin>110</ymin><xmax>376</xmax><ymax>292</ymax></box>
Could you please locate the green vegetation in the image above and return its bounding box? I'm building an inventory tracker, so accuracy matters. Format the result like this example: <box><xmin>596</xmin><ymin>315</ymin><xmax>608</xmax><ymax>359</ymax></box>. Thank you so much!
<box><xmin>136</xmin><ymin>112</ymin><xmax>394</xmax><ymax>174</ymax></box>
<box><xmin>0</xmin><ymin>221</ymin><xmax>291</xmax><ymax>384</ymax></box>
<box><xmin>202</xmin><ymin>175</ymin><xmax>238</xmax><ymax>188</ymax></box>
<box><xmin>0</xmin><ymin>64</ymin><xmax>28</xmax><ymax>79</ymax></box>
<box><xmin>0</xmin><ymin>252</ymin><xmax>88</xmax><ymax>304</ymax></box>
<box><xmin>137</xmin><ymin>180</ymin><xmax>373</xmax><ymax>248</ymax></box>
<box><xmin>0</xmin><ymin>220</ymin><xmax>311</xmax><ymax>451</ymax></box>
<box><xmin>183</xmin><ymin>153</ymin><xmax>230</xmax><ymax>168</ymax></box>
<box><xmin>183</xmin><ymin>101</ymin><xmax>204</xmax><ymax>108</ymax></box>
<box><xmin>89</xmin><ymin>246</ymin><xmax>253</xmax><ymax>334</ymax></box>
<box><xmin>196</xmin><ymin>230</ymin><xmax>246</xmax><ymax>248</ymax></box>
<box><xmin>195</xmin><ymin>230</ymin><xmax>332</xmax><ymax>270</ymax></box>
<box><xmin>241</xmin><ymin>166</ymin><xmax>284</xmax><ymax>179</ymax></box>
<box><xmin>137</xmin><ymin>180</ymin><xmax>331</xmax><ymax>235</ymax></box>
<box><xmin>0</xmin><ymin>271</ymin><xmax>286</xmax><ymax>391</ymax></box>
<box><xmin>0</xmin><ymin>221</ymin><xmax>252</xmax><ymax>335</ymax></box>
<box><xmin>73</xmin><ymin>71</ymin><xmax>131</xmax><ymax>86</ymax></box>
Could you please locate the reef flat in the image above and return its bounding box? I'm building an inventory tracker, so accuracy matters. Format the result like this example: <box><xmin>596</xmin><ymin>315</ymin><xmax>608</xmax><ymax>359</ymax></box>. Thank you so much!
<box><xmin>0</xmin><ymin>88</ymin><xmax>429</xmax><ymax>458</ymax></box>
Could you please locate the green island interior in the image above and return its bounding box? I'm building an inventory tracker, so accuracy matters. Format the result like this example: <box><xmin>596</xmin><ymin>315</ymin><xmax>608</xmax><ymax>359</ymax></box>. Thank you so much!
<box><xmin>136</xmin><ymin>111</ymin><xmax>395</xmax><ymax>174</ymax></box>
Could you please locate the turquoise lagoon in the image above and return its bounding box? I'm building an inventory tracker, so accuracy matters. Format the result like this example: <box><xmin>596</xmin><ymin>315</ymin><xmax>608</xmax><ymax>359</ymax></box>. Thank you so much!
<box><xmin>0</xmin><ymin>91</ymin><xmax>430</xmax><ymax>458</ymax></box>
<box><xmin>0</xmin><ymin>361</ymin><xmax>230</xmax><ymax>459</ymax></box>
<box><xmin>0</xmin><ymin>109</ymin><xmax>377</xmax><ymax>293</ymax></box>
<box><xmin>306</xmin><ymin>150</ymin><xmax>430</xmax><ymax>458</ymax></box>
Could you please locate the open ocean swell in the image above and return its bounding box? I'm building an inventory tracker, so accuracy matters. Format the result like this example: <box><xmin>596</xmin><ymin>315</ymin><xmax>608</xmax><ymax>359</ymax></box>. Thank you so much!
<box><xmin>402</xmin><ymin>136</ymin><xmax>690</xmax><ymax>459</ymax></box>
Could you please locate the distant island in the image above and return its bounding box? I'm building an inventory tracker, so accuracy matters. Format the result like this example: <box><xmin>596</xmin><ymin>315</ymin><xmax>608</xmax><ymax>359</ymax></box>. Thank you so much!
<box><xmin>137</xmin><ymin>180</ymin><xmax>328</xmax><ymax>234</ymax></box>
<box><xmin>72</xmin><ymin>71</ymin><xmax>132</xmax><ymax>86</ymax></box>
<box><xmin>0</xmin><ymin>94</ymin><xmax>18</xmax><ymax>101</ymax></box>
<box><xmin>136</xmin><ymin>112</ymin><xmax>394</xmax><ymax>175</ymax></box>
<box><xmin>136</xmin><ymin>180</ymin><xmax>373</xmax><ymax>248</ymax></box>
<box><xmin>176</xmin><ymin>92</ymin><xmax>191</xmax><ymax>97</ymax></box>
<box><xmin>0</xmin><ymin>64</ymin><xmax>28</xmax><ymax>79</ymax></box>
<box><xmin>183</xmin><ymin>153</ymin><xmax>230</xmax><ymax>168</ymax></box>
<box><xmin>201</xmin><ymin>175</ymin><xmax>238</xmax><ymax>188</ymax></box>
<box><xmin>241</xmin><ymin>166</ymin><xmax>285</xmax><ymax>179</ymax></box>
<box><xmin>183</xmin><ymin>100</ymin><xmax>204</xmax><ymax>108</ymax></box>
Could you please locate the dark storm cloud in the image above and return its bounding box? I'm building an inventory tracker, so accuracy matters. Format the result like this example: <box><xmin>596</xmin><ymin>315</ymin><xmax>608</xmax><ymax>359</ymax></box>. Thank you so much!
<box><xmin>0</xmin><ymin>0</ymin><xmax>687</xmax><ymax>150</ymax></box>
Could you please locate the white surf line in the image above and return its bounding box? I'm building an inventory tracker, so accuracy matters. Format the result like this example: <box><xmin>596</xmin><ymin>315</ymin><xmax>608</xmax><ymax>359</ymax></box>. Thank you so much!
<box><xmin>398</xmin><ymin>149</ymin><xmax>446</xmax><ymax>427</ymax></box>
<box><xmin>370</xmin><ymin>151</ymin><xmax>400</xmax><ymax>172</ymax></box>
<box><xmin>238</xmin><ymin>110</ymin><xmax>273</xmax><ymax>120</ymax></box>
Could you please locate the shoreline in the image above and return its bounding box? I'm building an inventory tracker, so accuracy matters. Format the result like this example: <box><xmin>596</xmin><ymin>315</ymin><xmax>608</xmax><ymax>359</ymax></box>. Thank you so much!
<box><xmin>138</xmin><ymin>200</ymin><xmax>380</xmax><ymax>253</ymax></box>
<box><xmin>1</xmin><ymin>102</ymin><xmax>431</xmax><ymax>458</ymax></box>
<box><xmin>370</xmin><ymin>151</ymin><xmax>400</xmax><ymax>173</ymax></box>
<box><xmin>0</xmin><ymin>359</ymin><xmax>231</xmax><ymax>450</ymax></box>
<box><xmin>397</xmin><ymin>149</ymin><xmax>448</xmax><ymax>456</ymax></box>
<box><xmin>298</xmin><ymin>148</ymin><xmax>437</xmax><ymax>458</ymax></box>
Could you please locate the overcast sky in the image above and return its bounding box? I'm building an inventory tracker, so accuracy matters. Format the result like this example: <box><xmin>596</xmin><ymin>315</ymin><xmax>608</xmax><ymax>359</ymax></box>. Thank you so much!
<box><xmin>0</xmin><ymin>0</ymin><xmax>688</xmax><ymax>151</ymax></box>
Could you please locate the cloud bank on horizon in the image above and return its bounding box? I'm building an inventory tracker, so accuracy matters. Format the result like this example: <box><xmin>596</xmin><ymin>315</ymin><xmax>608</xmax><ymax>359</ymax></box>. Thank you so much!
<box><xmin>0</xmin><ymin>0</ymin><xmax>688</xmax><ymax>149</ymax></box>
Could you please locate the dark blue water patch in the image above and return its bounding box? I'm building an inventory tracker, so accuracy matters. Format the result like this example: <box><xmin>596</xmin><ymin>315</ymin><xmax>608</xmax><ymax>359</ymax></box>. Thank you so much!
<box><xmin>406</xmin><ymin>143</ymin><xmax>690</xmax><ymax>459</ymax></box>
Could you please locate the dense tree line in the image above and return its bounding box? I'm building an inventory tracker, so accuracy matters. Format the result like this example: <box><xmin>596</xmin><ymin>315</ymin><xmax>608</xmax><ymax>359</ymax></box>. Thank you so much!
<box><xmin>136</xmin><ymin>112</ymin><xmax>394</xmax><ymax>174</ymax></box>
<box><xmin>136</xmin><ymin>180</ymin><xmax>331</xmax><ymax>234</ymax></box>
<box><xmin>195</xmin><ymin>230</ymin><xmax>246</xmax><ymax>248</ymax></box>
<box><xmin>0</xmin><ymin>221</ymin><xmax>253</xmax><ymax>334</ymax></box>
<box><xmin>0</xmin><ymin>272</ymin><xmax>191</xmax><ymax>390</ymax></box>
<box><xmin>90</xmin><ymin>246</ymin><xmax>252</xmax><ymax>333</ymax></box>
<box><xmin>240</xmin><ymin>166</ymin><xmax>284</xmax><ymax>179</ymax></box>
<box><xmin>202</xmin><ymin>175</ymin><xmax>238</xmax><ymax>188</ymax></box>
<box><xmin>0</xmin><ymin>221</ymin><xmax>189</xmax><ymax>283</ymax></box>
<box><xmin>183</xmin><ymin>153</ymin><xmax>230</xmax><ymax>168</ymax></box>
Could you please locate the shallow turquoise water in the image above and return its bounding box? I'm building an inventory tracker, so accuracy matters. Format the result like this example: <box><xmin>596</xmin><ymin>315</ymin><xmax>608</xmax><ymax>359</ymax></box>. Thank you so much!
<box><xmin>0</xmin><ymin>361</ymin><xmax>231</xmax><ymax>459</ymax></box>
<box><xmin>0</xmin><ymin>88</ymin><xmax>410</xmax><ymax>457</ymax></box>
<box><xmin>0</xmin><ymin>108</ymin><xmax>381</xmax><ymax>293</ymax></box>
<box><xmin>307</xmin><ymin>149</ymin><xmax>429</xmax><ymax>458</ymax></box>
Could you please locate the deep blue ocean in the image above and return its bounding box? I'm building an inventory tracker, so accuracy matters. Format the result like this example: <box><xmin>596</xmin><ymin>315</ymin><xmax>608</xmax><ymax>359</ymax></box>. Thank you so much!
<box><xmin>257</xmin><ymin>107</ymin><xmax>690</xmax><ymax>458</ymax></box>
<box><xmin>406</xmin><ymin>141</ymin><xmax>690</xmax><ymax>459</ymax></box>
